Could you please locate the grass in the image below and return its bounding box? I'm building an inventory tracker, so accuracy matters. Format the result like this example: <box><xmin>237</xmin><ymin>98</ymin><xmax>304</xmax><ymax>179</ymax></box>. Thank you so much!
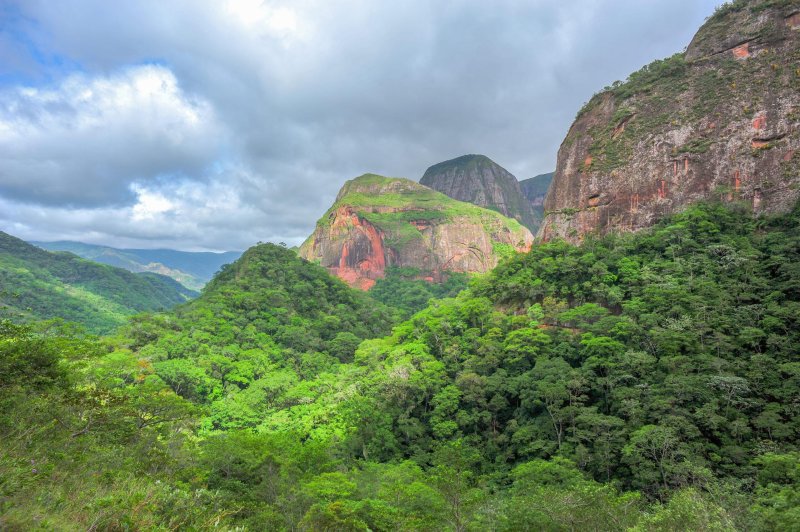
<box><xmin>678</xmin><ymin>138</ymin><xmax>715</xmax><ymax>154</ymax></box>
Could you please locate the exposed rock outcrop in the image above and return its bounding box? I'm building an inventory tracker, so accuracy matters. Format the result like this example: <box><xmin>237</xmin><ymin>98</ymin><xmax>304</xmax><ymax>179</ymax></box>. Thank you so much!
<box><xmin>421</xmin><ymin>155</ymin><xmax>541</xmax><ymax>232</ymax></box>
<box><xmin>299</xmin><ymin>174</ymin><xmax>533</xmax><ymax>289</ymax></box>
<box><xmin>540</xmin><ymin>0</ymin><xmax>800</xmax><ymax>242</ymax></box>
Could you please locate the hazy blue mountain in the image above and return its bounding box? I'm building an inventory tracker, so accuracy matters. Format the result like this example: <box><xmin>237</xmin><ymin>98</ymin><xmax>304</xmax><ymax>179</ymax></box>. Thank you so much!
<box><xmin>1</xmin><ymin>231</ymin><xmax>197</xmax><ymax>333</ymax></box>
<box><xmin>519</xmin><ymin>171</ymin><xmax>554</xmax><ymax>221</ymax></box>
<box><xmin>33</xmin><ymin>241</ymin><xmax>241</xmax><ymax>291</ymax></box>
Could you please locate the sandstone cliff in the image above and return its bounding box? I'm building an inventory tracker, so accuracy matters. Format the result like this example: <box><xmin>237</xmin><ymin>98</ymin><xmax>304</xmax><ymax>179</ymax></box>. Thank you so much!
<box><xmin>420</xmin><ymin>155</ymin><xmax>540</xmax><ymax>232</ymax></box>
<box><xmin>299</xmin><ymin>174</ymin><xmax>533</xmax><ymax>289</ymax></box>
<box><xmin>540</xmin><ymin>0</ymin><xmax>800</xmax><ymax>242</ymax></box>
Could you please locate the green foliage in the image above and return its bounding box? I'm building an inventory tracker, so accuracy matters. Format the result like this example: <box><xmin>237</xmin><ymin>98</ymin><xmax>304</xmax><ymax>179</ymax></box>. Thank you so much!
<box><xmin>6</xmin><ymin>201</ymin><xmax>800</xmax><ymax>529</ymax></box>
<box><xmin>0</xmin><ymin>322</ymin><xmax>211</xmax><ymax>530</ymax></box>
<box><xmin>679</xmin><ymin>137</ymin><xmax>716</xmax><ymax>154</ymax></box>
<box><xmin>306</xmin><ymin>173</ymin><xmax>530</xmax><ymax>255</ymax></box>
<box><xmin>114</xmin><ymin>243</ymin><xmax>397</xmax><ymax>440</ymax></box>
<box><xmin>0</xmin><ymin>231</ymin><xmax>196</xmax><ymax>333</ymax></box>
<box><xmin>339</xmin><ymin>200</ymin><xmax>800</xmax><ymax>518</ymax></box>
<box><xmin>609</xmin><ymin>54</ymin><xmax>687</xmax><ymax>101</ymax></box>
<box><xmin>369</xmin><ymin>267</ymin><xmax>469</xmax><ymax>318</ymax></box>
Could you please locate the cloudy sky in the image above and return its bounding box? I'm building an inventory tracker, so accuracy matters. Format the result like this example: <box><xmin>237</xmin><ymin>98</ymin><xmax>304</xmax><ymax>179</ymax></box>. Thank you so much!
<box><xmin>0</xmin><ymin>0</ymin><xmax>721</xmax><ymax>251</ymax></box>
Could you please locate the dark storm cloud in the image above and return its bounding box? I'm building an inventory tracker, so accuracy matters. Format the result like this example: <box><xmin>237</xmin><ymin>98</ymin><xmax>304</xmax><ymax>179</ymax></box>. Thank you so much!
<box><xmin>0</xmin><ymin>0</ymin><xmax>721</xmax><ymax>250</ymax></box>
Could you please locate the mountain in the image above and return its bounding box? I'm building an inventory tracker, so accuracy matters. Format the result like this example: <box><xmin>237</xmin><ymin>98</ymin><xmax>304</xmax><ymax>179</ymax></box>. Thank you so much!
<box><xmin>11</xmin><ymin>201</ymin><xmax>798</xmax><ymax>530</ymax></box>
<box><xmin>129</xmin><ymin>241</ymin><xmax>397</xmax><ymax>366</ymax></box>
<box><xmin>33</xmin><ymin>241</ymin><xmax>241</xmax><ymax>291</ymax></box>
<box><xmin>519</xmin><ymin>171</ymin><xmax>554</xmax><ymax>220</ymax></box>
<box><xmin>299</xmin><ymin>173</ymin><xmax>533</xmax><ymax>290</ymax></box>
<box><xmin>420</xmin><ymin>154</ymin><xmax>541</xmax><ymax>232</ymax></box>
<box><xmin>540</xmin><ymin>0</ymin><xmax>800</xmax><ymax>242</ymax></box>
<box><xmin>0</xmin><ymin>231</ymin><xmax>197</xmax><ymax>333</ymax></box>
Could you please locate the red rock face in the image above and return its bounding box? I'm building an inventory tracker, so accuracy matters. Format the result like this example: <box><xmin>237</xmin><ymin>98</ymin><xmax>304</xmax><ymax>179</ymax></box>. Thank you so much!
<box><xmin>410</xmin><ymin>220</ymin><xmax>430</xmax><ymax>231</ymax></box>
<box><xmin>751</xmin><ymin>139</ymin><xmax>770</xmax><ymax>149</ymax></box>
<box><xmin>321</xmin><ymin>207</ymin><xmax>387</xmax><ymax>290</ymax></box>
<box><xmin>732</xmin><ymin>42</ymin><xmax>751</xmax><ymax>59</ymax></box>
<box><xmin>300</xmin><ymin>177</ymin><xmax>534</xmax><ymax>290</ymax></box>
<box><xmin>540</xmin><ymin>2</ymin><xmax>800</xmax><ymax>243</ymax></box>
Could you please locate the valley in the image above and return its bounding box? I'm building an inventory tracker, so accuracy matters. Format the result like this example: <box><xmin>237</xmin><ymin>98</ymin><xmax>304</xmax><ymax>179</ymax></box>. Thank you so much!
<box><xmin>1</xmin><ymin>0</ymin><xmax>800</xmax><ymax>530</ymax></box>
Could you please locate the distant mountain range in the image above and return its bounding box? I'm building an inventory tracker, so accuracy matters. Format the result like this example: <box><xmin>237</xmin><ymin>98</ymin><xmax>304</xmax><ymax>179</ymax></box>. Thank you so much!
<box><xmin>1</xmin><ymin>231</ymin><xmax>197</xmax><ymax>333</ymax></box>
<box><xmin>32</xmin><ymin>241</ymin><xmax>242</xmax><ymax>291</ymax></box>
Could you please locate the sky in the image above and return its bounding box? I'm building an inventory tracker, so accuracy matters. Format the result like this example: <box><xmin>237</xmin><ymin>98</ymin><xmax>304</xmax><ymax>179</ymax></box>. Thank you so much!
<box><xmin>0</xmin><ymin>0</ymin><xmax>721</xmax><ymax>251</ymax></box>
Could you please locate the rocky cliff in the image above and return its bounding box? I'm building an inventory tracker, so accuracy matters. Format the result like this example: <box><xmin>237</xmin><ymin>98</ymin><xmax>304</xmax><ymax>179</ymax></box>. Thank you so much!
<box><xmin>519</xmin><ymin>172</ymin><xmax>554</xmax><ymax>221</ymax></box>
<box><xmin>540</xmin><ymin>0</ymin><xmax>800</xmax><ymax>242</ymax></box>
<box><xmin>420</xmin><ymin>154</ymin><xmax>540</xmax><ymax>232</ymax></box>
<box><xmin>299</xmin><ymin>174</ymin><xmax>533</xmax><ymax>289</ymax></box>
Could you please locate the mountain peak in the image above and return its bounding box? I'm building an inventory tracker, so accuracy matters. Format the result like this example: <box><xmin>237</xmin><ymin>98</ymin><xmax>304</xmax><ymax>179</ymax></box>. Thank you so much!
<box><xmin>420</xmin><ymin>154</ymin><xmax>541</xmax><ymax>232</ymax></box>
<box><xmin>423</xmin><ymin>154</ymin><xmax>494</xmax><ymax>174</ymax></box>
<box><xmin>336</xmin><ymin>174</ymin><xmax>428</xmax><ymax>201</ymax></box>
<box><xmin>301</xmin><ymin>174</ymin><xmax>533</xmax><ymax>290</ymax></box>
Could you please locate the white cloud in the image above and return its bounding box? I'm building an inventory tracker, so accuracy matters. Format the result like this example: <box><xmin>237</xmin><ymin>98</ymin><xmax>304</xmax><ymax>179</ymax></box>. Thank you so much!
<box><xmin>130</xmin><ymin>185</ymin><xmax>176</xmax><ymax>221</ymax></box>
<box><xmin>0</xmin><ymin>64</ymin><xmax>223</xmax><ymax>207</ymax></box>
<box><xmin>0</xmin><ymin>0</ymin><xmax>722</xmax><ymax>250</ymax></box>
<box><xmin>0</xmin><ymin>176</ymin><xmax>295</xmax><ymax>251</ymax></box>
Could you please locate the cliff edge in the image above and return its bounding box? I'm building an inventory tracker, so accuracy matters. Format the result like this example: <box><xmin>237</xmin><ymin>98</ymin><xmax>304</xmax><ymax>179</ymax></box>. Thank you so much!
<box><xmin>541</xmin><ymin>0</ymin><xmax>800</xmax><ymax>242</ymax></box>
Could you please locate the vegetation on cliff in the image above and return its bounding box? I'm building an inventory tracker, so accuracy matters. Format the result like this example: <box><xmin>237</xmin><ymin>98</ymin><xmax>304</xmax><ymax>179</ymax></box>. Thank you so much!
<box><xmin>318</xmin><ymin>174</ymin><xmax>530</xmax><ymax>236</ymax></box>
<box><xmin>0</xmin><ymin>231</ymin><xmax>197</xmax><ymax>333</ymax></box>
<box><xmin>542</xmin><ymin>0</ymin><xmax>800</xmax><ymax>242</ymax></box>
<box><xmin>300</xmin><ymin>174</ymin><xmax>533</xmax><ymax>289</ymax></box>
<box><xmin>4</xmin><ymin>201</ymin><xmax>800</xmax><ymax>529</ymax></box>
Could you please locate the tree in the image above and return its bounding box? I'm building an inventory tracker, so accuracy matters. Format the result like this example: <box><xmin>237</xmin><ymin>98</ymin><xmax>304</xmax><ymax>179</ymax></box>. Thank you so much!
<box><xmin>430</xmin><ymin>440</ymin><xmax>483</xmax><ymax>532</ymax></box>
<box><xmin>624</xmin><ymin>425</ymin><xmax>684</xmax><ymax>495</ymax></box>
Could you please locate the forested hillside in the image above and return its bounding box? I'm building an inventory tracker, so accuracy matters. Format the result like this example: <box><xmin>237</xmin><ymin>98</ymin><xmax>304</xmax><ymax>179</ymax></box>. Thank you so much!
<box><xmin>368</xmin><ymin>267</ymin><xmax>469</xmax><ymax>319</ymax></box>
<box><xmin>34</xmin><ymin>241</ymin><xmax>241</xmax><ymax>291</ymax></box>
<box><xmin>3</xmin><ymin>200</ymin><xmax>799</xmax><ymax>530</ymax></box>
<box><xmin>0</xmin><ymin>231</ymin><xmax>197</xmax><ymax>333</ymax></box>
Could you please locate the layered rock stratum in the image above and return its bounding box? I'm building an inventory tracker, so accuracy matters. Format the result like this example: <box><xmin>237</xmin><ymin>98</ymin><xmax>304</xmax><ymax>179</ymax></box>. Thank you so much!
<box><xmin>420</xmin><ymin>155</ymin><xmax>540</xmax><ymax>232</ymax></box>
<box><xmin>540</xmin><ymin>0</ymin><xmax>800</xmax><ymax>242</ymax></box>
<box><xmin>299</xmin><ymin>174</ymin><xmax>533</xmax><ymax>289</ymax></box>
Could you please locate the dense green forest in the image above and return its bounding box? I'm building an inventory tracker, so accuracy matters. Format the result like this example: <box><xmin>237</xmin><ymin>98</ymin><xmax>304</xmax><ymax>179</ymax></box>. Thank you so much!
<box><xmin>369</xmin><ymin>267</ymin><xmax>469</xmax><ymax>319</ymax></box>
<box><xmin>0</xmin><ymin>232</ymin><xmax>197</xmax><ymax>333</ymax></box>
<box><xmin>2</xmin><ymin>201</ymin><xmax>800</xmax><ymax>530</ymax></box>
